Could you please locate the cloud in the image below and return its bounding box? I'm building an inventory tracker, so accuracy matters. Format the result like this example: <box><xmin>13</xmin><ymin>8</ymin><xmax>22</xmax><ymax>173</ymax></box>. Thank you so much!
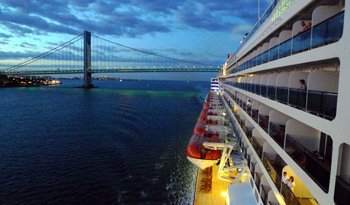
<box><xmin>0</xmin><ymin>0</ymin><xmax>272</xmax><ymax>37</ymax></box>
<box><xmin>0</xmin><ymin>51</ymin><xmax>40</xmax><ymax>59</ymax></box>
<box><xmin>0</xmin><ymin>32</ymin><xmax>12</xmax><ymax>38</ymax></box>
<box><xmin>20</xmin><ymin>42</ymin><xmax>36</xmax><ymax>48</ymax></box>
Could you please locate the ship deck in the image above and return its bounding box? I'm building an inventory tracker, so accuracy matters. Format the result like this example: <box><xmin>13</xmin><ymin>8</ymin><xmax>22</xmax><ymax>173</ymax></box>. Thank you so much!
<box><xmin>193</xmin><ymin>165</ymin><xmax>231</xmax><ymax>205</ymax></box>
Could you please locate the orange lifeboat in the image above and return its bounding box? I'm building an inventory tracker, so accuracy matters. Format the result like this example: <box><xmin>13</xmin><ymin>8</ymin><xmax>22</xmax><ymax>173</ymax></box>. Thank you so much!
<box><xmin>186</xmin><ymin>92</ymin><xmax>224</xmax><ymax>169</ymax></box>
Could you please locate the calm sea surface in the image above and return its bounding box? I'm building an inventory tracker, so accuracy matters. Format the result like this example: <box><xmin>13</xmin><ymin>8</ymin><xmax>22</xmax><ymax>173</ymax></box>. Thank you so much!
<box><xmin>0</xmin><ymin>79</ymin><xmax>209</xmax><ymax>205</ymax></box>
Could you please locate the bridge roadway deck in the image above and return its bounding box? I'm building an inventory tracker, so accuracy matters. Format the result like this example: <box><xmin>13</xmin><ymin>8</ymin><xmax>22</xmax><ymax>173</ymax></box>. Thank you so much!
<box><xmin>1</xmin><ymin>68</ymin><xmax>220</xmax><ymax>75</ymax></box>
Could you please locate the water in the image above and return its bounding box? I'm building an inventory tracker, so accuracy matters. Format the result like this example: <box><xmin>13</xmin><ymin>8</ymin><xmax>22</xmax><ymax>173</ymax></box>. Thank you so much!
<box><xmin>0</xmin><ymin>79</ymin><xmax>209</xmax><ymax>205</ymax></box>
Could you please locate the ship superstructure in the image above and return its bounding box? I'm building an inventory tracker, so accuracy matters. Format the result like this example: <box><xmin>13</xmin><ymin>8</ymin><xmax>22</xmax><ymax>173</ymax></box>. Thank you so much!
<box><xmin>188</xmin><ymin>0</ymin><xmax>349</xmax><ymax>204</ymax></box>
<box><xmin>218</xmin><ymin>0</ymin><xmax>349</xmax><ymax>204</ymax></box>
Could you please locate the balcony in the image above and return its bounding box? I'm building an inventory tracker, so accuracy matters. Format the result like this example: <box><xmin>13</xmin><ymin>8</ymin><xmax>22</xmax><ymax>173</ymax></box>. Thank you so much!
<box><xmin>268</xmin><ymin>122</ymin><xmax>285</xmax><ymax>147</ymax></box>
<box><xmin>260</xmin><ymin>85</ymin><xmax>267</xmax><ymax>96</ymax></box>
<box><xmin>244</xmin><ymin>127</ymin><xmax>253</xmax><ymax>139</ymax></box>
<box><xmin>262</xmin><ymin>153</ymin><xmax>283</xmax><ymax>190</ymax></box>
<box><xmin>281</xmin><ymin>183</ymin><xmax>301</xmax><ymax>205</ymax></box>
<box><xmin>267</xmin><ymin>86</ymin><xmax>276</xmax><ymax>99</ymax></box>
<box><xmin>253</xmin><ymin>84</ymin><xmax>259</xmax><ymax>94</ymax></box>
<box><xmin>224</xmin><ymin>82</ymin><xmax>337</xmax><ymax>120</ymax></box>
<box><xmin>255</xmin><ymin>173</ymin><xmax>261</xmax><ymax>191</ymax></box>
<box><xmin>228</xmin><ymin>11</ymin><xmax>344</xmax><ymax>74</ymax></box>
<box><xmin>285</xmin><ymin>135</ymin><xmax>330</xmax><ymax>192</ymax></box>
<box><xmin>250</xmin><ymin>163</ymin><xmax>255</xmax><ymax>176</ymax></box>
<box><xmin>278</xmin><ymin>39</ymin><xmax>292</xmax><ymax>58</ymax></box>
<box><xmin>307</xmin><ymin>90</ymin><xmax>337</xmax><ymax>120</ymax></box>
<box><xmin>276</xmin><ymin>86</ymin><xmax>289</xmax><ymax>104</ymax></box>
<box><xmin>260</xmin><ymin>185</ymin><xmax>268</xmax><ymax>205</ymax></box>
<box><xmin>252</xmin><ymin>109</ymin><xmax>259</xmax><ymax>123</ymax></box>
<box><xmin>252</xmin><ymin>138</ymin><xmax>263</xmax><ymax>158</ymax></box>
<box><xmin>258</xmin><ymin>114</ymin><xmax>269</xmax><ymax>132</ymax></box>
<box><xmin>311</xmin><ymin>11</ymin><xmax>344</xmax><ymax>48</ymax></box>
<box><xmin>292</xmin><ymin>29</ymin><xmax>311</xmax><ymax>54</ymax></box>
<box><xmin>269</xmin><ymin>45</ymin><xmax>279</xmax><ymax>61</ymax></box>
<box><xmin>288</xmin><ymin>88</ymin><xmax>306</xmax><ymax>109</ymax></box>
<box><xmin>334</xmin><ymin>175</ymin><xmax>350</xmax><ymax>205</ymax></box>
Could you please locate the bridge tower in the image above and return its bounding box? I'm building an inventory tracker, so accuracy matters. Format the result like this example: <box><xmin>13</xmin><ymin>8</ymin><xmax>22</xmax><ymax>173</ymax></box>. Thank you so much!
<box><xmin>83</xmin><ymin>30</ymin><xmax>93</xmax><ymax>88</ymax></box>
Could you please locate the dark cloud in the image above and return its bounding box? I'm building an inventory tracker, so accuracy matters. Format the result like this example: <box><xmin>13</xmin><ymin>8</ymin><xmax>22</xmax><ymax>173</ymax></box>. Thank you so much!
<box><xmin>0</xmin><ymin>0</ymin><xmax>272</xmax><ymax>37</ymax></box>
<box><xmin>0</xmin><ymin>32</ymin><xmax>12</xmax><ymax>38</ymax></box>
<box><xmin>0</xmin><ymin>40</ymin><xmax>8</xmax><ymax>45</ymax></box>
<box><xmin>0</xmin><ymin>50</ymin><xmax>40</xmax><ymax>59</ymax></box>
<box><xmin>20</xmin><ymin>42</ymin><xmax>36</xmax><ymax>48</ymax></box>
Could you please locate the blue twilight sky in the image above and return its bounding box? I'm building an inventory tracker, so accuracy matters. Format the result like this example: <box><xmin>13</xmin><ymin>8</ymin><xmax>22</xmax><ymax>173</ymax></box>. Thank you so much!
<box><xmin>0</xmin><ymin>0</ymin><xmax>271</xmax><ymax>80</ymax></box>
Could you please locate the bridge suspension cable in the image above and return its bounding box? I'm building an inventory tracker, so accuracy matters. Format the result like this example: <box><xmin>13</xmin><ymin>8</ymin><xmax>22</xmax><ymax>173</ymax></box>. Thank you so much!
<box><xmin>92</xmin><ymin>34</ymin><xmax>215</xmax><ymax>67</ymax></box>
<box><xmin>1</xmin><ymin>33</ymin><xmax>84</xmax><ymax>73</ymax></box>
<box><xmin>0</xmin><ymin>31</ymin><xmax>220</xmax><ymax>75</ymax></box>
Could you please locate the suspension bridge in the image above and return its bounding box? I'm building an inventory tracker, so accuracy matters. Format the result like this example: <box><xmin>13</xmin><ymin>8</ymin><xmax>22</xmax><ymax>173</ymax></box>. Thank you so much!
<box><xmin>0</xmin><ymin>31</ymin><xmax>221</xmax><ymax>87</ymax></box>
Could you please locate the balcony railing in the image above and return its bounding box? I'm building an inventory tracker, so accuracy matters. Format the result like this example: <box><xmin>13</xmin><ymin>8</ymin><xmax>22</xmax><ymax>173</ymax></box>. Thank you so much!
<box><xmin>307</xmin><ymin>90</ymin><xmax>337</xmax><ymax>120</ymax></box>
<box><xmin>262</xmin><ymin>153</ymin><xmax>282</xmax><ymax>190</ymax></box>
<box><xmin>255</xmin><ymin>173</ymin><xmax>261</xmax><ymax>191</ymax></box>
<box><xmin>260</xmin><ymin>85</ymin><xmax>267</xmax><ymax>96</ymax></box>
<box><xmin>269</xmin><ymin>122</ymin><xmax>285</xmax><ymax>147</ymax></box>
<box><xmin>259</xmin><ymin>114</ymin><xmax>269</xmax><ymax>132</ymax></box>
<box><xmin>312</xmin><ymin>11</ymin><xmax>344</xmax><ymax>48</ymax></box>
<box><xmin>269</xmin><ymin>45</ymin><xmax>279</xmax><ymax>61</ymax></box>
<box><xmin>224</xmin><ymin>82</ymin><xmax>337</xmax><ymax>120</ymax></box>
<box><xmin>288</xmin><ymin>88</ymin><xmax>306</xmax><ymax>109</ymax></box>
<box><xmin>245</xmin><ymin>127</ymin><xmax>253</xmax><ymax>139</ymax></box>
<box><xmin>228</xmin><ymin>11</ymin><xmax>344</xmax><ymax>74</ymax></box>
<box><xmin>279</xmin><ymin>39</ymin><xmax>292</xmax><ymax>58</ymax></box>
<box><xmin>267</xmin><ymin>86</ymin><xmax>276</xmax><ymax>99</ymax></box>
<box><xmin>281</xmin><ymin>183</ymin><xmax>301</xmax><ymax>205</ymax></box>
<box><xmin>252</xmin><ymin>109</ymin><xmax>259</xmax><ymax>123</ymax></box>
<box><xmin>276</xmin><ymin>86</ymin><xmax>289</xmax><ymax>104</ymax></box>
<box><xmin>285</xmin><ymin>135</ymin><xmax>330</xmax><ymax>192</ymax></box>
<box><xmin>260</xmin><ymin>185</ymin><xmax>268</xmax><ymax>205</ymax></box>
<box><xmin>334</xmin><ymin>175</ymin><xmax>350</xmax><ymax>205</ymax></box>
<box><xmin>292</xmin><ymin>29</ymin><xmax>311</xmax><ymax>54</ymax></box>
<box><xmin>250</xmin><ymin>164</ymin><xmax>255</xmax><ymax>178</ymax></box>
<box><xmin>252</xmin><ymin>137</ymin><xmax>263</xmax><ymax>158</ymax></box>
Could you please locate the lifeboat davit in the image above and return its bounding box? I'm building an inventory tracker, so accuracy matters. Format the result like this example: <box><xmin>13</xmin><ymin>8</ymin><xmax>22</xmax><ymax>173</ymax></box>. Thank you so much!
<box><xmin>186</xmin><ymin>134</ymin><xmax>221</xmax><ymax>169</ymax></box>
<box><xmin>186</xmin><ymin>92</ymin><xmax>226</xmax><ymax>169</ymax></box>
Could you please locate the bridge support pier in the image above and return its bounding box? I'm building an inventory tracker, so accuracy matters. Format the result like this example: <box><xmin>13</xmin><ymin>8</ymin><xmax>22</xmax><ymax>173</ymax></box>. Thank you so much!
<box><xmin>82</xmin><ymin>30</ymin><xmax>93</xmax><ymax>88</ymax></box>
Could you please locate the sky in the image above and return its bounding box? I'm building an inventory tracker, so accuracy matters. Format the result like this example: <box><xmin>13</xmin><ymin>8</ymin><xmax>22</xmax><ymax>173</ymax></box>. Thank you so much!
<box><xmin>0</xmin><ymin>0</ymin><xmax>271</xmax><ymax>80</ymax></box>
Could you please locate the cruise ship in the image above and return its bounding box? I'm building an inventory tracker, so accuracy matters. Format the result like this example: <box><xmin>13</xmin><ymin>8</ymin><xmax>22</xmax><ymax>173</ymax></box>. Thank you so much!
<box><xmin>187</xmin><ymin>0</ymin><xmax>349</xmax><ymax>204</ymax></box>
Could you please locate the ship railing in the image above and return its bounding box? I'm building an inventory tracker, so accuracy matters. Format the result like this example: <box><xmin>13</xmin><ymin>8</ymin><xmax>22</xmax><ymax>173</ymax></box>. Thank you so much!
<box><xmin>252</xmin><ymin>137</ymin><xmax>263</xmax><ymax>158</ymax></box>
<box><xmin>228</xmin><ymin>11</ymin><xmax>344</xmax><ymax>74</ymax></box>
<box><xmin>311</xmin><ymin>10</ymin><xmax>344</xmax><ymax>48</ymax></box>
<box><xmin>260</xmin><ymin>185</ymin><xmax>269</xmax><ymax>205</ymax></box>
<box><xmin>250</xmin><ymin>162</ymin><xmax>255</xmax><ymax>177</ymax></box>
<box><xmin>292</xmin><ymin>29</ymin><xmax>312</xmax><ymax>54</ymax></box>
<box><xmin>288</xmin><ymin>88</ymin><xmax>307</xmax><ymax>110</ymax></box>
<box><xmin>276</xmin><ymin>86</ymin><xmax>289</xmax><ymax>104</ymax></box>
<box><xmin>268</xmin><ymin>45</ymin><xmax>279</xmax><ymax>61</ymax></box>
<box><xmin>280</xmin><ymin>183</ymin><xmax>301</xmax><ymax>205</ymax></box>
<box><xmin>247</xmin><ymin>83</ymin><xmax>253</xmax><ymax>92</ymax></box>
<box><xmin>268</xmin><ymin>122</ymin><xmax>285</xmax><ymax>147</ymax></box>
<box><xmin>225</xmin><ymin>81</ymin><xmax>337</xmax><ymax>120</ymax></box>
<box><xmin>258</xmin><ymin>114</ymin><xmax>269</xmax><ymax>132</ymax></box>
<box><xmin>255</xmin><ymin>172</ymin><xmax>261</xmax><ymax>192</ymax></box>
<box><xmin>267</xmin><ymin>86</ymin><xmax>276</xmax><ymax>100</ymax></box>
<box><xmin>247</xmin><ymin>106</ymin><xmax>252</xmax><ymax>115</ymax></box>
<box><xmin>252</xmin><ymin>109</ymin><xmax>259</xmax><ymax>123</ymax></box>
<box><xmin>285</xmin><ymin>134</ymin><xmax>330</xmax><ymax>192</ymax></box>
<box><xmin>306</xmin><ymin>90</ymin><xmax>337</xmax><ymax>120</ymax></box>
<box><xmin>253</xmin><ymin>84</ymin><xmax>259</xmax><ymax>94</ymax></box>
<box><xmin>262</xmin><ymin>153</ymin><xmax>283</xmax><ymax>191</ymax></box>
<box><xmin>278</xmin><ymin>39</ymin><xmax>292</xmax><ymax>58</ymax></box>
<box><xmin>260</xmin><ymin>85</ymin><xmax>267</xmax><ymax>97</ymax></box>
<box><xmin>334</xmin><ymin>175</ymin><xmax>350</xmax><ymax>204</ymax></box>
